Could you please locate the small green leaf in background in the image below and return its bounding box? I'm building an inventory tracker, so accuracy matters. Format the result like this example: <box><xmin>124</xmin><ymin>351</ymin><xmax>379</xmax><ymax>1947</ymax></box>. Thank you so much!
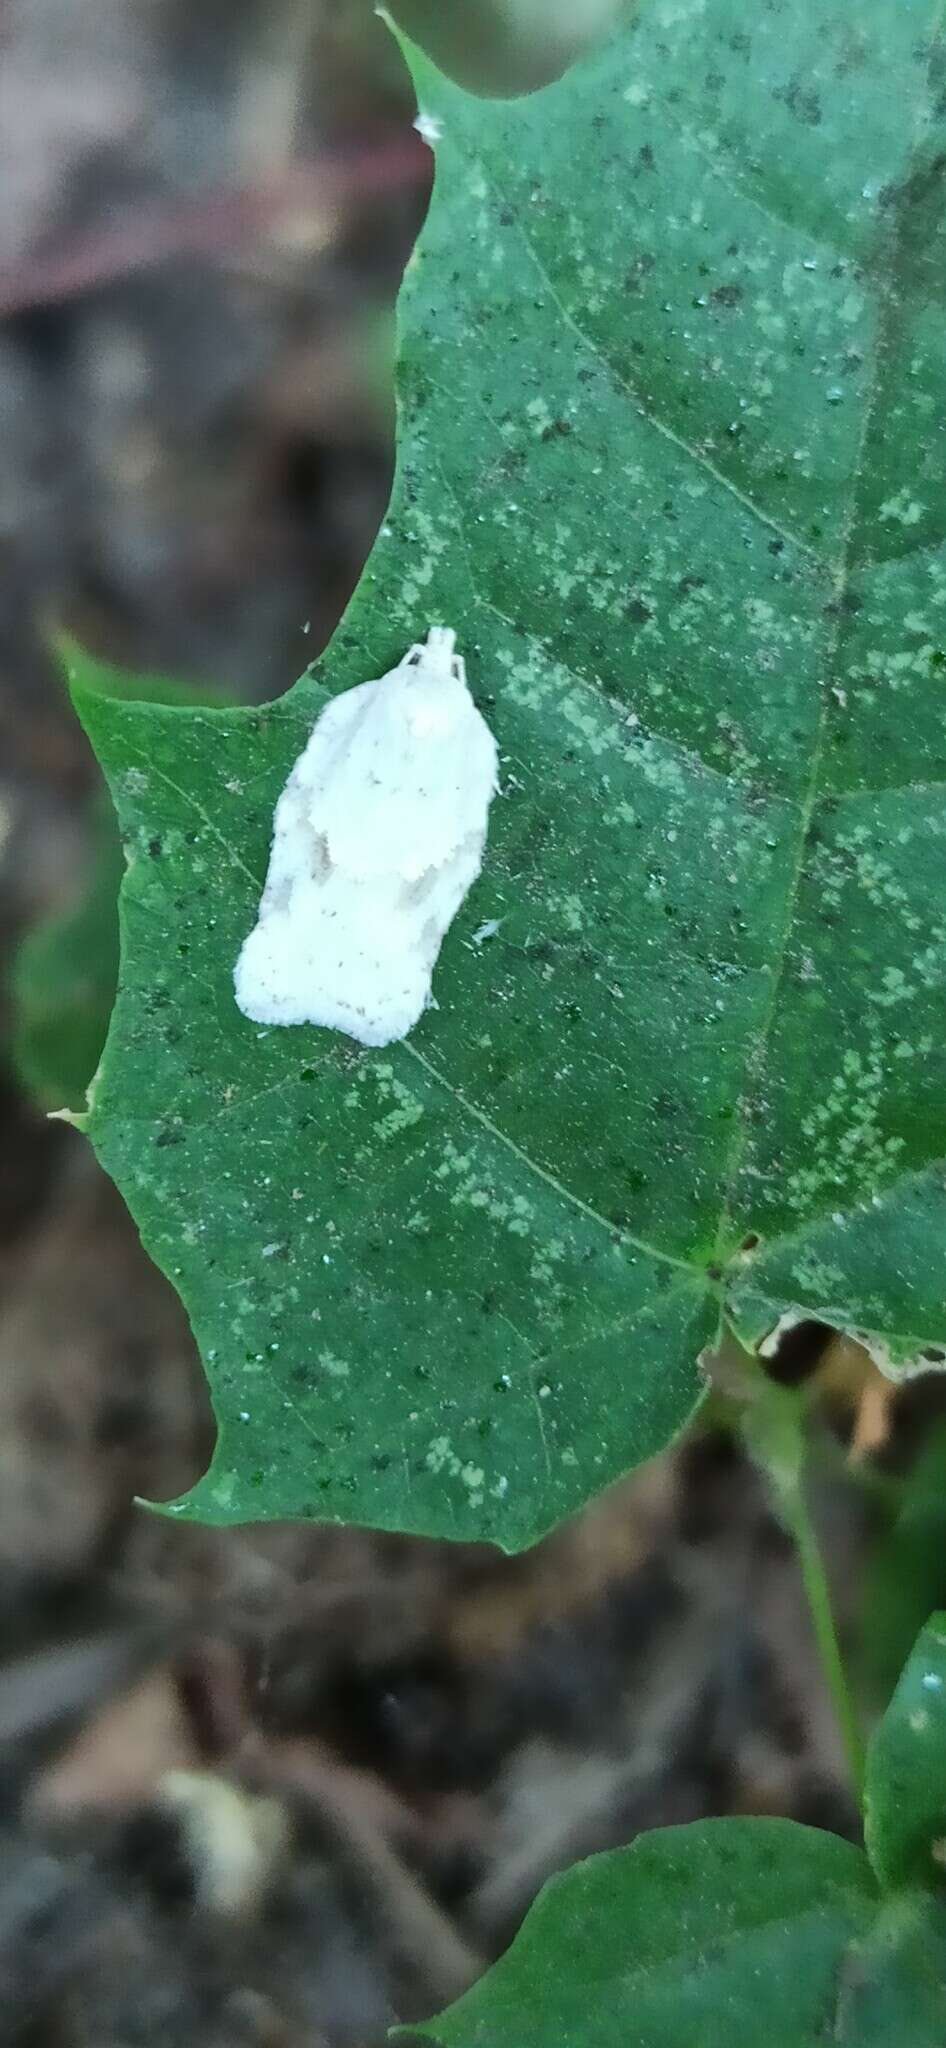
<box><xmin>11</xmin><ymin>646</ymin><xmax>215</xmax><ymax>1115</ymax></box>
<box><xmin>12</xmin><ymin>794</ymin><xmax>123</xmax><ymax>1115</ymax></box>
<box><xmin>409</xmin><ymin>1814</ymin><xmax>946</xmax><ymax>2048</ymax></box>
<box><xmin>74</xmin><ymin>0</ymin><xmax>946</xmax><ymax>1542</ymax></box>
<box><xmin>859</xmin><ymin>1422</ymin><xmax>946</xmax><ymax>1706</ymax></box>
<box><xmin>866</xmin><ymin>1612</ymin><xmax>946</xmax><ymax>1892</ymax></box>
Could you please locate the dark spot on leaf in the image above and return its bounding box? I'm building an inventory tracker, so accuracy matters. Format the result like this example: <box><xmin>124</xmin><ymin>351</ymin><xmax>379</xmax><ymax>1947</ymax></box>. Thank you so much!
<box><xmin>780</xmin><ymin>77</ymin><xmax>822</xmax><ymax>125</ymax></box>
<box><xmin>623</xmin><ymin>253</ymin><xmax>655</xmax><ymax>294</ymax></box>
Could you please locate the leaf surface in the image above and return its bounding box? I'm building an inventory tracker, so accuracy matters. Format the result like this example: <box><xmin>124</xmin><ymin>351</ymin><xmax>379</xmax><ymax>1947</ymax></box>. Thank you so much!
<box><xmin>12</xmin><ymin>795</ymin><xmax>123</xmax><ymax>1114</ymax></box>
<box><xmin>77</xmin><ymin>0</ymin><xmax>946</xmax><ymax>1540</ymax></box>
<box><xmin>409</xmin><ymin>1817</ymin><xmax>946</xmax><ymax>2048</ymax></box>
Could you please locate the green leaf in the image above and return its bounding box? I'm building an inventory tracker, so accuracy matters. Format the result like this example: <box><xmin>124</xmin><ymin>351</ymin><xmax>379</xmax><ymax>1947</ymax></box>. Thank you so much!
<box><xmin>389</xmin><ymin>0</ymin><xmax>632</xmax><ymax>95</ymax></box>
<box><xmin>859</xmin><ymin>1425</ymin><xmax>946</xmax><ymax>1704</ymax></box>
<box><xmin>11</xmin><ymin>794</ymin><xmax>123</xmax><ymax>1115</ymax></box>
<box><xmin>76</xmin><ymin>0</ymin><xmax>946</xmax><ymax>1542</ymax></box>
<box><xmin>409</xmin><ymin>1817</ymin><xmax>946</xmax><ymax>2047</ymax></box>
<box><xmin>11</xmin><ymin>645</ymin><xmax>215</xmax><ymax>1115</ymax></box>
<box><xmin>866</xmin><ymin>1613</ymin><xmax>946</xmax><ymax>1892</ymax></box>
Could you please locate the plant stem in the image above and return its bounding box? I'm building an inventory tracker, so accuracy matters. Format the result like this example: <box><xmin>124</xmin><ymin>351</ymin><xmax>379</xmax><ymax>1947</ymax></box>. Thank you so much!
<box><xmin>737</xmin><ymin>1367</ymin><xmax>866</xmax><ymax>1809</ymax></box>
<box><xmin>778</xmin><ymin>1472</ymin><xmax>867</xmax><ymax>1808</ymax></box>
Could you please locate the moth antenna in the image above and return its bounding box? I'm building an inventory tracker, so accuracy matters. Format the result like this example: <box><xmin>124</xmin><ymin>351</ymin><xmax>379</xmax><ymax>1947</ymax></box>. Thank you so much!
<box><xmin>424</xmin><ymin>625</ymin><xmax>457</xmax><ymax>660</ymax></box>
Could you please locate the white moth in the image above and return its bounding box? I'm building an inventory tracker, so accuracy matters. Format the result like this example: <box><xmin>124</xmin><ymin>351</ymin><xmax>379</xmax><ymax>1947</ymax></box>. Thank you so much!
<box><xmin>234</xmin><ymin>627</ymin><xmax>498</xmax><ymax>1048</ymax></box>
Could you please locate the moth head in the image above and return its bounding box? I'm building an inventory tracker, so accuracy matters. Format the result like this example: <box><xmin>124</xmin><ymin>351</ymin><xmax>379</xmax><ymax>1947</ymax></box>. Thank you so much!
<box><xmin>404</xmin><ymin>626</ymin><xmax>469</xmax><ymax>739</ymax></box>
<box><xmin>411</xmin><ymin>624</ymin><xmax>465</xmax><ymax>684</ymax></box>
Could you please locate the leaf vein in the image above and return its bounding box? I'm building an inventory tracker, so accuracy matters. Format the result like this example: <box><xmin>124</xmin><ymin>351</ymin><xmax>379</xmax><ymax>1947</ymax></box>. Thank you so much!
<box><xmin>403</xmin><ymin>1041</ymin><xmax>695</xmax><ymax>1275</ymax></box>
<box><xmin>479</xmin><ymin>165</ymin><xmax>820</xmax><ymax>563</ymax></box>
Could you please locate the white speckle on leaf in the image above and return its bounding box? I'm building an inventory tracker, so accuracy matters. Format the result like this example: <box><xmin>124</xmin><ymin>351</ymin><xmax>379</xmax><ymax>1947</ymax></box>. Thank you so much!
<box><xmin>425</xmin><ymin>1434</ymin><xmax>488</xmax><ymax>1508</ymax></box>
<box><xmin>878</xmin><ymin>488</ymin><xmax>924</xmax><ymax>527</ymax></box>
<box><xmin>471</xmin><ymin>918</ymin><xmax>502</xmax><ymax>945</ymax></box>
<box><xmin>922</xmin><ymin>1671</ymin><xmax>943</xmax><ymax>1691</ymax></box>
<box><xmin>414</xmin><ymin>110</ymin><xmax>443</xmax><ymax>145</ymax></box>
<box><xmin>319</xmin><ymin>1349</ymin><xmax>350</xmax><ymax>1379</ymax></box>
<box><xmin>234</xmin><ymin>628</ymin><xmax>498</xmax><ymax>1047</ymax></box>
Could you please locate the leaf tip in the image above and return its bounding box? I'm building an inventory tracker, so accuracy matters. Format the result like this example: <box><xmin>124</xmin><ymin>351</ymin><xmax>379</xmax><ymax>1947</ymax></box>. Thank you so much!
<box><xmin>376</xmin><ymin>4</ymin><xmax>443</xmax><ymax>109</ymax></box>
<box><xmin>47</xmin><ymin>1104</ymin><xmax>87</xmax><ymax>1131</ymax></box>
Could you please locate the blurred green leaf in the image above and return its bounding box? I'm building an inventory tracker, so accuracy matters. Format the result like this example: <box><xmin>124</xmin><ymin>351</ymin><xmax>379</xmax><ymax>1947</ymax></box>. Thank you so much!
<box><xmin>860</xmin><ymin>1421</ymin><xmax>946</xmax><ymax>1705</ymax></box>
<box><xmin>390</xmin><ymin>0</ymin><xmax>632</xmax><ymax>94</ymax></box>
<box><xmin>11</xmin><ymin>645</ymin><xmax>215</xmax><ymax>1114</ymax></box>
<box><xmin>76</xmin><ymin>0</ymin><xmax>946</xmax><ymax>1542</ymax></box>
<box><xmin>866</xmin><ymin>1613</ymin><xmax>946</xmax><ymax>1892</ymax></box>
<box><xmin>410</xmin><ymin>1816</ymin><xmax>946</xmax><ymax>2046</ymax></box>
